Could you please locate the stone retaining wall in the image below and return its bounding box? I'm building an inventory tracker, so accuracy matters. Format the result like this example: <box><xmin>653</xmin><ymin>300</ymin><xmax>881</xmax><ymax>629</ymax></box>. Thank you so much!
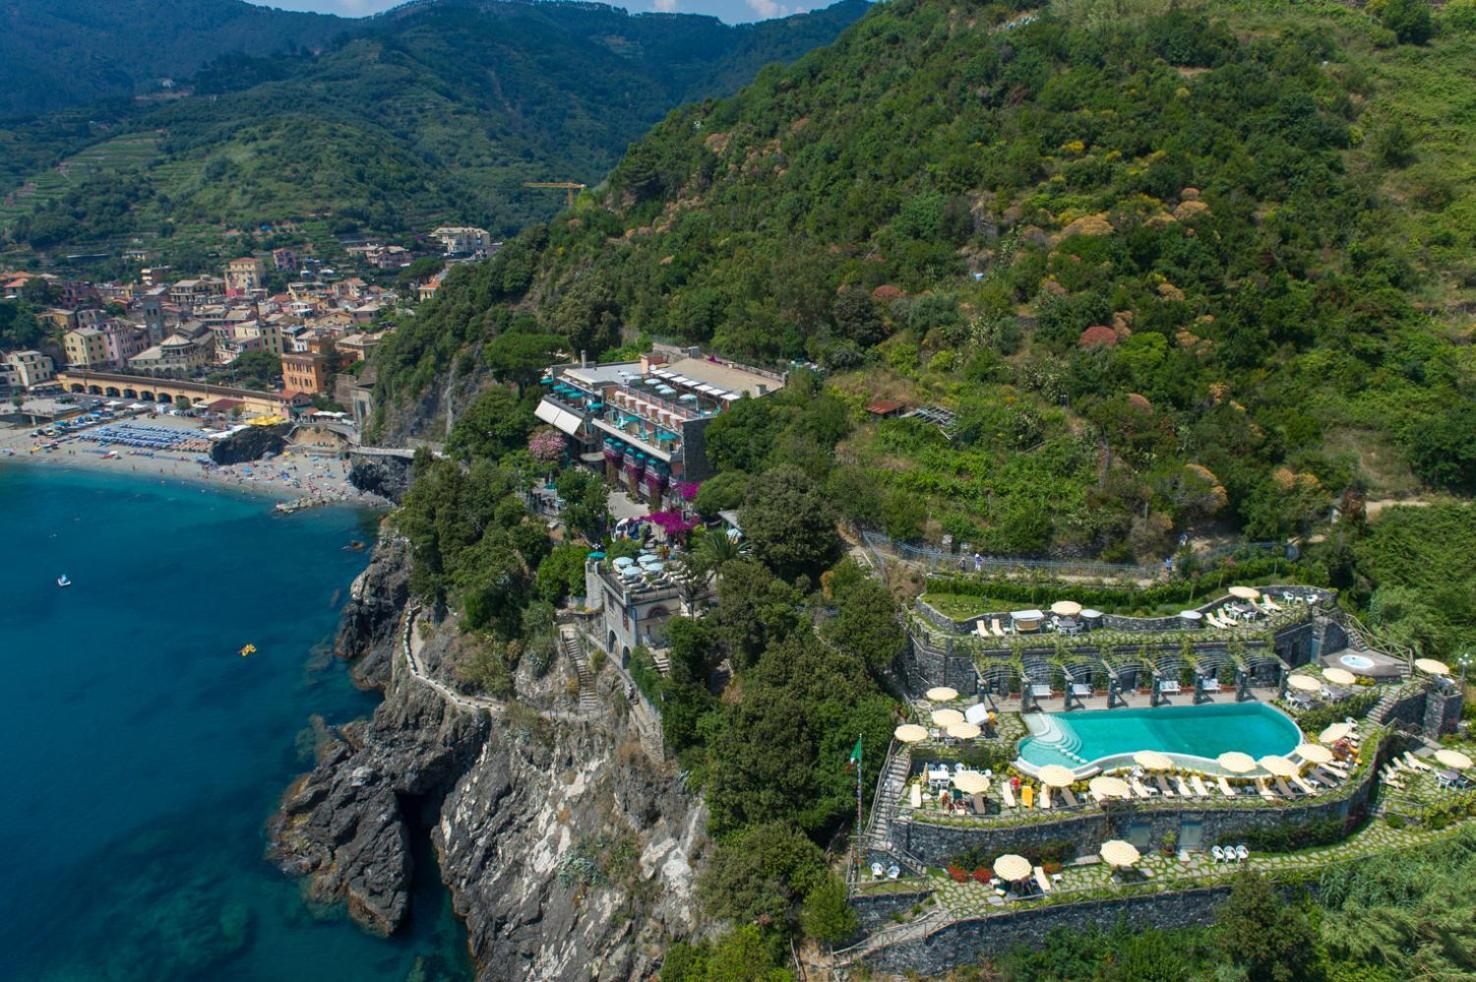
<box><xmin>893</xmin><ymin>748</ymin><xmax>1383</xmax><ymax>864</ymax></box>
<box><xmin>916</xmin><ymin>586</ymin><xmax>1335</xmax><ymax>637</ymax></box>
<box><xmin>849</xmin><ymin>889</ymin><xmax>932</xmax><ymax>934</ymax></box>
<box><xmin>863</xmin><ymin>887</ymin><xmax>1231</xmax><ymax>974</ymax></box>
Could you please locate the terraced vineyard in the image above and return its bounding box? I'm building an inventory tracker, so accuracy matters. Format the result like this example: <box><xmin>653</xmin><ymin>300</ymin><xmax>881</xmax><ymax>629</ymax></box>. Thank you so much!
<box><xmin>0</xmin><ymin>133</ymin><xmax>160</xmax><ymax>226</ymax></box>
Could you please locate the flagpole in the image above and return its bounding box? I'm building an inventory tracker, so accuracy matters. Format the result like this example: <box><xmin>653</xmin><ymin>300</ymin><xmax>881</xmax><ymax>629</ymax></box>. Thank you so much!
<box><xmin>855</xmin><ymin>733</ymin><xmax>863</xmax><ymax>880</ymax></box>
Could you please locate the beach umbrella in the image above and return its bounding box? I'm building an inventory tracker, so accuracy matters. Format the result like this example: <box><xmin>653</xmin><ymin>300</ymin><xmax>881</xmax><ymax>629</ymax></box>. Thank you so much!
<box><xmin>1295</xmin><ymin>743</ymin><xmax>1334</xmax><ymax>765</ymax></box>
<box><xmin>1218</xmin><ymin>752</ymin><xmax>1257</xmax><ymax>774</ymax></box>
<box><xmin>952</xmin><ymin>771</ymin><xmax>989</xmax><ymax>795</ymax></box>
<box><xmin>1415</xmin><ymin>658</ymin><xmax>1451</xmax><ymax>676</ymax></box>
<box><xmin>1134</xmin><ymin>750</ymin><xmax>1173</xmax><ymax>771</ymax></box>
<box><xmin>930</xmin><ymin>708</ymin><xmax>964</xmax><ymax>727</ymax></box>
<box><xmin>1089</xmin><ymin>776</ymin><xmax>1131</xmax><ymax>799</ymax></box>
<box><xmin>1286</xmin><ymin>674</ymin><xmax>1321</xmax><ymax>693</ymax></box>
<box><xmin>1050</xmin><ymin>600</ymin><xmax>1082</xmax><ymax>617</ymax></box>
<box><xmin>893</xmin><ymin>724</ymin><xmax>927</xmax><ymax>744</ymax></box>
<box><xmin>1259</xmin><ymin>755</ymin><xmax>1299</xmax><ymax>778</ymax></box>
<box><xmin>1038</xmin><ymin>764</ymin><xmax>1076</xmax><ymax>788</ymax></box>
<box><xmin>926</xmin><ymin>686</ymin><xmax>959</xmax><ymax>702</ymax></box>
<box><xmin>1319</xmin><ymin>723</ymin><xmax>1353</xmax><ymax>745</ymax></box>
<box><xmin>1322</xmin><ymin>667</ymin><xmax>1357</xmax><ymax>686</ymax></box>
<box><xmin>1099</xmin><ymin>840</ymin><xmax>1141</xmax><ymax>868</ymax></box>
<box><xmin>1228</xmin><ymin>586</ymin><xmax>1261</xmax><ymax>600</ymax></box>
<box><xmin>1435</xmin><ymin>749</ymin><xmax>1473</xmax><ymax>771</ymax></box>
<box><xmin>613</xmin><ymin>557</ymin><xmax>636</xmax><ymax>568</ymax></box>
<box><xmin>946</xmin><ymin>721</ymin><xmax>982</xmax><ymax>740</ymax></box>
<box><xmin>993</xmin><ymin>854</ymin><xmax>1032</xmax><ymax>882</ymax></box>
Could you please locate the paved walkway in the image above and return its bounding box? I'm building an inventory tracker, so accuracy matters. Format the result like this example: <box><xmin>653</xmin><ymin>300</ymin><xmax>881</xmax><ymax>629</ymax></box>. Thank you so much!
<box><xmin>400</xmin><ymin>606</ymin><xmax>604</xmax><ymax>724</ymax></box>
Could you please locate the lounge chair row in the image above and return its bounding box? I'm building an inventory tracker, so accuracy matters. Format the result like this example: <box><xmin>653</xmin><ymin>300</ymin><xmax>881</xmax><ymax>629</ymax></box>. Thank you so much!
<box><xmin>1212</xmin><ymin>844</ymin><xmax>1250</xmax><ymax>863</ymax></box>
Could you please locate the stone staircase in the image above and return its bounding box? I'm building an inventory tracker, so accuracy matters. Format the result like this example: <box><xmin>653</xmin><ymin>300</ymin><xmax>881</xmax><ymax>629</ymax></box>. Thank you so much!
<box><xmin>650</xmin><ymin>648</ymin><xmax>671</xmax><ymax>674</ymax></box>
<box><xmin>1367</xmin><ymin>686</ymin><xmax>1407</xmax><ymax>726</ymax></box>
<box><xmin>559</xmin><ymin>627</ymin><xmax>602</xmax><ymax>715</ymax></box>
<box><xmin>865</xmin><ymin>745</ymin><xmax>912</xmax><ymax>854</ymax></box>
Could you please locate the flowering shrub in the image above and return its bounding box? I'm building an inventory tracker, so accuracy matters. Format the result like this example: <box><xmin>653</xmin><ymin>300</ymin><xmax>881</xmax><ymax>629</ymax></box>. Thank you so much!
<box><xmin>529</xmin><ymin>427</ymin><xmax>565</xmax><ymax>462</ymax></box>
<box><xmin>646</xmin><ymin>509</ymin><xmax>698</xmax><ymax>536</ymax></box>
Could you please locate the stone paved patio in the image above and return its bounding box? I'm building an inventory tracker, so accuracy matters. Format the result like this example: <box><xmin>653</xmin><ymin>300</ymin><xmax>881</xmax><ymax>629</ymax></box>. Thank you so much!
<box><xmin>929</xmin><ymin>817</ymin><xmax>1444</xmax><ymax>918</ymax></box>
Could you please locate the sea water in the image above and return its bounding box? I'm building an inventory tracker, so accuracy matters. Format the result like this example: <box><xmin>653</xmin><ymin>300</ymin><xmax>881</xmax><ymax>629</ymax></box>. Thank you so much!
<box><xmin>0</xmin><ymin>465</ymin><xmax>471</xmax><ymax>981</ymax></box>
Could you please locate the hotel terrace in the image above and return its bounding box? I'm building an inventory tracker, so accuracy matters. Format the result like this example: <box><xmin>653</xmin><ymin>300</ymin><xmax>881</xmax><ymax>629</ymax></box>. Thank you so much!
<box><xmin>836</xmin><ymin>579</ymin><xmax>1469</xmax><ymax>970</ymax></box>
<box><xmin>536</xmin><ymin>347</ymin><xmax>784</xmax><ymax>505</ymax></box>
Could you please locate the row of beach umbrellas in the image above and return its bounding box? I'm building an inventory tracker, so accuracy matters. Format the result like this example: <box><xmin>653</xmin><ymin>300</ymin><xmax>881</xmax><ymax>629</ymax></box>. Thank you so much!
<box><xmin>990</xmin><ymin>839</ymin><xmax>1142</xmax><ymax>884</ymax></box>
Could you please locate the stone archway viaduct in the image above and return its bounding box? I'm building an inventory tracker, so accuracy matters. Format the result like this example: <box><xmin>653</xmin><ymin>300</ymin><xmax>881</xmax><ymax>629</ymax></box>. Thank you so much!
<box><xmin>55</xmin><ymin>370</ymin><xmax>291</xmax><ymax>417</ymax></box>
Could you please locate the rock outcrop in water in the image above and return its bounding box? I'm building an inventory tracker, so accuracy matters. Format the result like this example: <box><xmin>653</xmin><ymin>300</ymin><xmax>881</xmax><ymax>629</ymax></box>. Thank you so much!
<box><xmin>347</xmin><ymin>452</ymin><xmax>415</xmax><ymax>504</ymax></box>
<box><xmin>270</xmin><ymin>539</ymin><xmax>704</xmax><ymax>977</ymax></box>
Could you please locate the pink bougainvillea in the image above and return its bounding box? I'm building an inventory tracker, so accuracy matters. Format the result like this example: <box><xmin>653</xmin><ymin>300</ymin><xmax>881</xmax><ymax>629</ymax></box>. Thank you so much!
<box><xmin>528</xmin><ymin>427</ymin><xmax>566</xmax><ymax>462</ymax></box>
<box><xmin>675</xmin><ymin>481</ymin><xmax>700</xmax><ymax>501</ymax></box>
<box><xmin>646</xmin><ymin>510</ymin><xmax>699</xmax><ymax>536</ymax></box>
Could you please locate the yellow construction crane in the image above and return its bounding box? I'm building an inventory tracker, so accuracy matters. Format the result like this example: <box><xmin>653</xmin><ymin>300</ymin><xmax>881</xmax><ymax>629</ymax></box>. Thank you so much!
<box><xmin>523</xmin><ymin>181</ymin><xmax>587</xmax><ymax>209</ymax></box>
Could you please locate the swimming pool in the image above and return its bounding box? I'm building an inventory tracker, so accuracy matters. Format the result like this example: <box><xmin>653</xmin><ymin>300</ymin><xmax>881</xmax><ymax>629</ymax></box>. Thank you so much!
<box><xmin>1016</xmin><ymin>703</ymin><xmax>1301</xmax><ymax>776</ymax></box>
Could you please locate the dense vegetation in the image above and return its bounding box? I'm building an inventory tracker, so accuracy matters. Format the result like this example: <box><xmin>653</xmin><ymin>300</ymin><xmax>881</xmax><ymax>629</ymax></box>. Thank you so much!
<box><xmin>375</xmin><ymin>0</ymin><xmax>1476</xmax><ymax>566</ymax></box>
<box><xmin>988</xmin><ymin>829</ymin><xmax>1476</xmax><ymax>981</ymax></box>
<box><xmin>0</xmin><ymin>0</ymin><xmax>866</xmax><ymax>267</ymax></box>
<box><xmin>0</xmin><ymin>0</ymin><xmax>344</xmax><ymax>117</ymax></box>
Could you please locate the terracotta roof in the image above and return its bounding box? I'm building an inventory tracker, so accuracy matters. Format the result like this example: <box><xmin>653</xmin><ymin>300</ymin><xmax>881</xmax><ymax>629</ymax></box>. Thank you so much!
<box><xmin>866</xmin><ymin>399</ymin><xmax>906</xmax><ymax>415</ymax></box>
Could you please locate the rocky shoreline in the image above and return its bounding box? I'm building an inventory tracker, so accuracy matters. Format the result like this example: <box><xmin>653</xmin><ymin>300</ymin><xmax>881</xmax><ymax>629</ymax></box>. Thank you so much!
<box><xmin>268</xmin><ymin>537</ymin><xmax>707</xmax><ymax>979</ymax></box>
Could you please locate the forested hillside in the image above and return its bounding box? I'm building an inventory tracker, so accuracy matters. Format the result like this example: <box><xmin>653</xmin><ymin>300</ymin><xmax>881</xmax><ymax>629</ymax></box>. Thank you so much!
<box><xmin>0</xmin><ymin>0</ymin><xmax>346</xmax><ymax>117</ymax></box>
<box><xmin>377</xmin><ymin>0</ymin><xmax>1476</xmax><ymax>562</ymax></box>
<box><xmin>0</xmin><ymin>0</ymin><xmax>867</xmax><ymax>265</ymax></box>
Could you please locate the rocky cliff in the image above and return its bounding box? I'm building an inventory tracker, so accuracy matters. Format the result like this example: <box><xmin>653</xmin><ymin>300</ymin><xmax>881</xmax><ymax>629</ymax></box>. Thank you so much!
<box><xmin>271</xmin><ymin>541</ymin><xmax>704</xmax><ymax>979</ymax></box>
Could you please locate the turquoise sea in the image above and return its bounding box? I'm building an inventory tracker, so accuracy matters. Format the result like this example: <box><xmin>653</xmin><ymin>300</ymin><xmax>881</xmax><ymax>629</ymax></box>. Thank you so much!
<box><xmin>0</xmin><ymin>465</ymin><xmax>471</xmax><ymax>982</ymax></box>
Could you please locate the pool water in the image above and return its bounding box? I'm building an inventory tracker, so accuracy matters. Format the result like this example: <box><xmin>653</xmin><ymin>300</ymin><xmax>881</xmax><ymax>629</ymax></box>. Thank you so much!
<box><xmin>1017</xmin><ymin>703</ymin><xmax>1301</xmax><ymax>774</ymax></box>
<box><xmin>1340</xmin><ymin>654</ymin><xmax>1375</xmax><ymax>671</ymax></box>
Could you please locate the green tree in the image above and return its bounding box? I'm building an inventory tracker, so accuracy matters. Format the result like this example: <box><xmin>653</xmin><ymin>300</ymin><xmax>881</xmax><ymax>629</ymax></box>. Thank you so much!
<box><xmin>1216</xmin><ymin>872</ymin><xmax>1325</xmax><ymax>982</ymax></box>
<box><xmin>446</xmin><ymin>386</ymin><xmax>533</xmax><ymax>461</ymax></box>
<box><xmin>739</xmin><ymin>466</ymin><xmax>838</xmax><ymax>582</ymax></box>
<box><xmin>800</xmin><ymin>874</ymin><xmax>858</xmax><ymax>944</ymax></box>
<box><xmin>697</xmin><ymin>821</ymin><xmax>825</xmax><ymax>925</ymax></box>
<box><xmin>554</xmin><ymin>466</ymin><xmax>608</xmax><ymax>540</ymax></box>
<box><xmin>535</xmin><ymin>541</ymin><xmax>589</xmax><ymax>604</ymax></box>
<box><xmin>823</xmin><ymin>573</ymin><xmax>903</xmax><ymax>673</ymax></box>
<box><xmin>484</xmin><ymin>331</ymin><xmax>566</xmax><ymax>394</ymax></box>
<box><xmin>1380</xmin><ymin>0</ymin><xmax>1433</xmax><ymax>44</ymax></box>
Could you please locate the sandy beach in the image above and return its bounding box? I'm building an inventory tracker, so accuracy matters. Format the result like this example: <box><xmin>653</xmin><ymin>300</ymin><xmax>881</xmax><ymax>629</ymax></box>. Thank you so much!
<box><xmin>0</xmin><ymin>415</ymin><xmax>389</xmax><ymax>510</ymax></box>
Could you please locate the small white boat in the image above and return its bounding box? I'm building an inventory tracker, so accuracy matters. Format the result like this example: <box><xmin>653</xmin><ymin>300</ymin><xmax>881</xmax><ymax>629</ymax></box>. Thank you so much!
<box><xmin>57</xmin><ymin>575</ymin><xmax>72</xmax><ymax>588</ymax></box>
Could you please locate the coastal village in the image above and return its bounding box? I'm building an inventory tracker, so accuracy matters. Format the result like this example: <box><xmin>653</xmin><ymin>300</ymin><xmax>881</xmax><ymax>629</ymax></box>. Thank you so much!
<box><xmin>0</xmin><ymin>224</ymin><xmax>493</xmax><ymax>426</ymax></box>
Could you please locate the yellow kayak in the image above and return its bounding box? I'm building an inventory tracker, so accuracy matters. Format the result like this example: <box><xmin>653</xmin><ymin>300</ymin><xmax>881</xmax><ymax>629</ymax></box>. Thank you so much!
<box><xmin>239</xmin><ymin>644</ymin><xmax>257</xmax><ymax>657</ymax></box>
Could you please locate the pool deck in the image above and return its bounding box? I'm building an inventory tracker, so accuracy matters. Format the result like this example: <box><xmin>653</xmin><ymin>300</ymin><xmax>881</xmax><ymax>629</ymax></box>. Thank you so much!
<box><xmin>978</xmin><ymin>683</ymin><xmax>1283</xmax><ymax>715</ymax></box>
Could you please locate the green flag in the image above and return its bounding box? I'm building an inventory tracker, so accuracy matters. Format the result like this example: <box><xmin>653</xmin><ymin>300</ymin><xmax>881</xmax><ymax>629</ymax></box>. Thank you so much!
<box><xmin>848</xmin><ymin>737</ymin><xmax>863</xmax><ymax>770</ymax></box>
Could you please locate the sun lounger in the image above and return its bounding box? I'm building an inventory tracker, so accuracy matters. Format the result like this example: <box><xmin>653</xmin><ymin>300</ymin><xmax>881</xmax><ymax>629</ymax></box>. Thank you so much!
<box><xmin>1034</xmin><ymin>866</ymin><xmax>1054</xmax><ymax>895</ymax></box>
<box><xmin>1217</xmin><ymin>776</ymin><xmax>1237</xmax><ymax>797</ymax></box>
<box><xmin>1001</xmin><ymin>783</ymin><xmax>1016</xmax><ymax>808</ymax></box>
<box><xmin>1314</xmin><ymin>767</ymin><xmax>1341</xmax><ymax>787</ymax></box>
<box><xmin>975</xmin><ymin>620</ymin><xmax>990</xmax><ymax>638</ymax></box>
<box><xmin>1323</xmin><ymin>760</ymin><xmax>1350</xmax><ymax>776</ymax></box>
<box><xmin>1255</xmin><ymin>778</ymin><xmax>1278</xmax><ymax>801</ymax></box>
<box><xmin>1191</xmin><ymin>775</ymin><xmax>1211</xmax><ymax>798</ymax></box>
<box><xmin>1262</xmin><ymin>596</ymin><xmax>1282</xmax><ymax>612</ymax></box>
<box><xmin>910</xmin><ymin>783</ymin><xmax>922</xmax><ymax>809</ymax></box>
<box><xmin>972</xmin><ymin>792</ymin><xmax>987</xmax><ymax>814</ymax></box>
<box><xmin>1061</xmin><ymin>787</ymin><xmax>1079</xmax><ymax>808</ymax></box>
<box><xmin>1022</xmin><ymin>786</ymin><xmax>1035</xmax><ymax>808</ymax></box>
<box><xmin>1154</xmin><ymin>774</ymin><xmax>1176</xmax><ymax>797</ymax></box>
<box><xmin>991</xmin><ymin>618</ymin><xmax>1006</xmax><ymax>637</ymax></box>
<box><xmin>1174</xmin><ymin>775</ymin><xmax>1194</xmax><ymax>798</ymax></box>
<box><xmin>1292</xmin><ymin>776</ymin><xmax>1319</xmax><ymax>796</ymax></box>
<box><xmin>1038</xmin><ymin>787</ymin><xmax>1052</xmax><ymax>809</ymax></box>
<box><xmin>1403</xmin><ymin>752</ymin><xmax>1433</xmax><ymax>772</ymax></box>
<box><xmin>1131</xmin><ymin>776</ymin><xmax>1157</xmax><ymax>798</ymax></box>
<box><xmin>1274</xmin><ymin>777</ymin><xmax>1298</xmax><ymax>798</ymax></box>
